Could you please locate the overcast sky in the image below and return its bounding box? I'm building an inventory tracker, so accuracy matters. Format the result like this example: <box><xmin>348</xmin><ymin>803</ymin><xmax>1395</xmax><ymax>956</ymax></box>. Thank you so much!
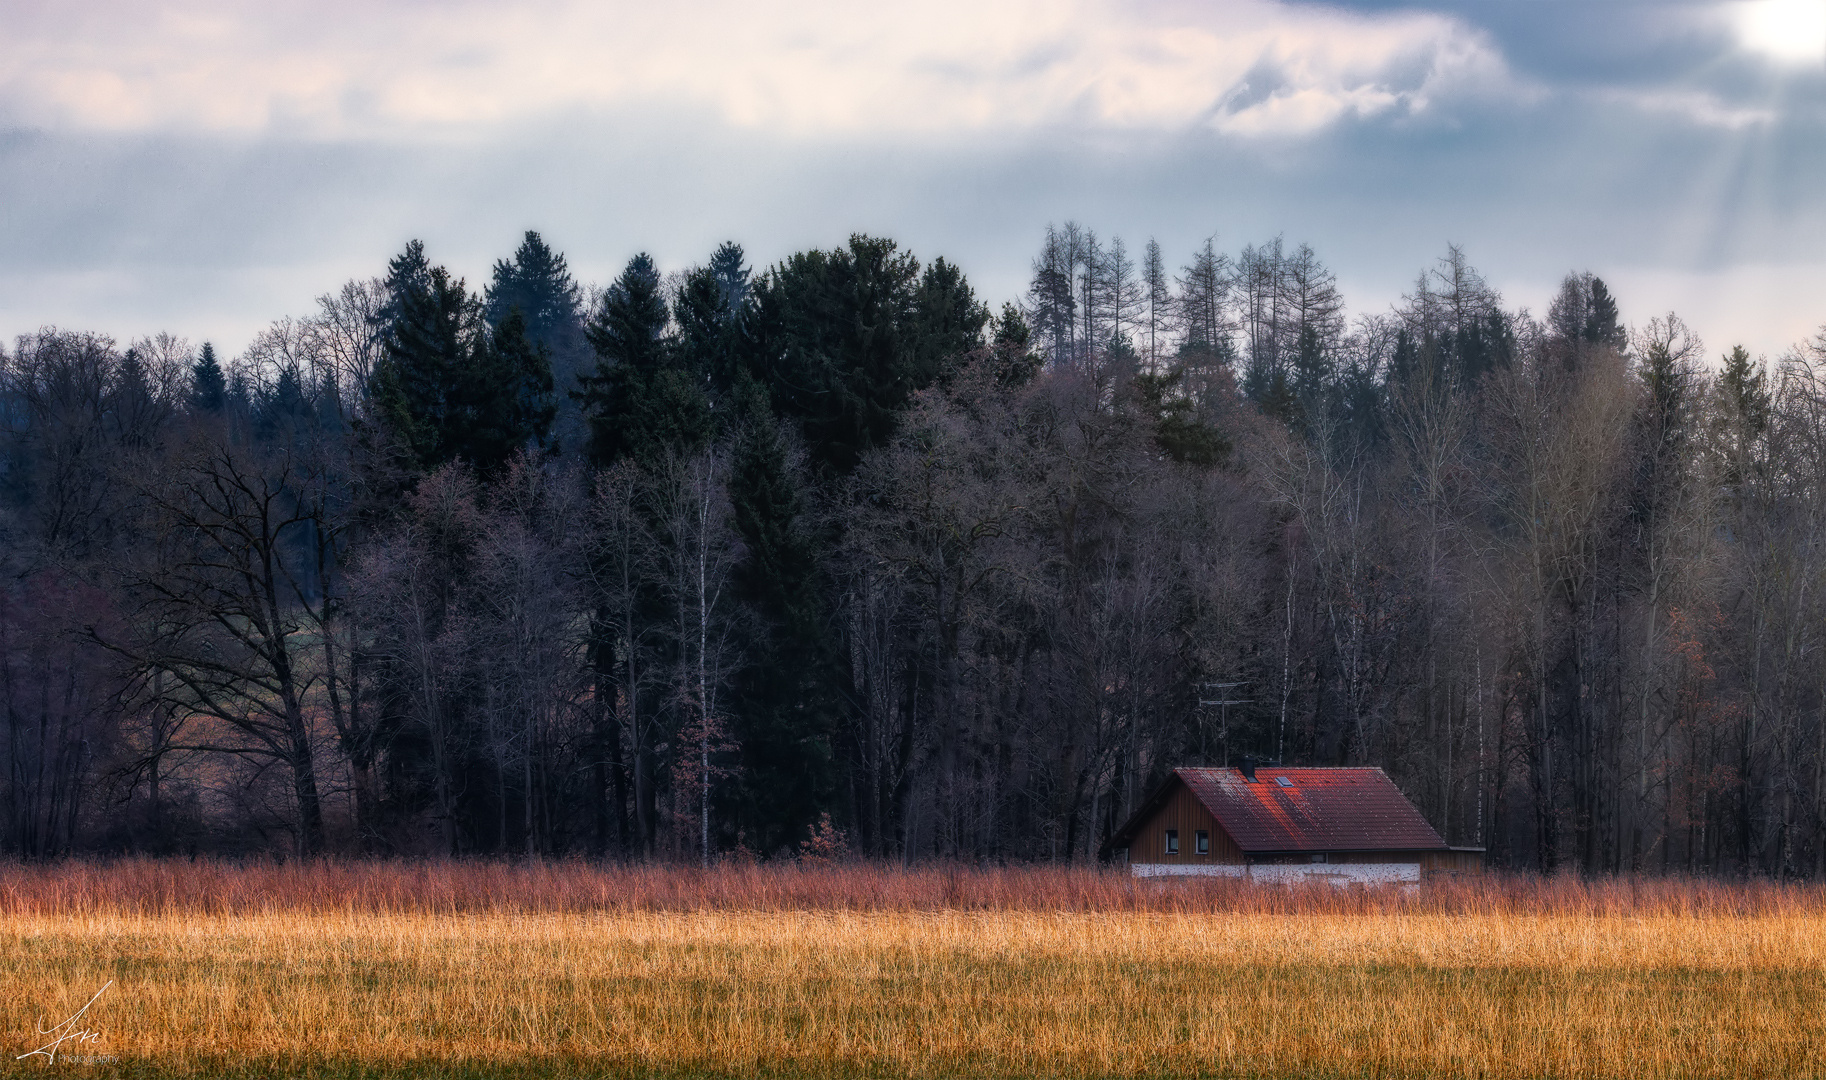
<box><xmin>3</xmin><ymin>0</ymin><xmax>1823</xmax><ymax>362</ymax></box>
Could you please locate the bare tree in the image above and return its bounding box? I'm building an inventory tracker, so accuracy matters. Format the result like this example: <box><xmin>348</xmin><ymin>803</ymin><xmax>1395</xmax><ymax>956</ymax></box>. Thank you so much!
<box><xmin>99</xmin><ymin>432</ymin><xmax>342</xmax><ymax>854</ymax></box>
<box><xmin>649</xmin><ymin>447</ymin><xmax>744</xmax><ymax>863</ymax></box>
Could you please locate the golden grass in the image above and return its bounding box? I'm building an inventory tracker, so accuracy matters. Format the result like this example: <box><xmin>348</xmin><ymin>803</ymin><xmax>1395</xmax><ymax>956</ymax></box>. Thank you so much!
<box><xmin>2</xmin><ymin>861</ymin><xmax>1824</xmax><ymax>1078</ymax></box>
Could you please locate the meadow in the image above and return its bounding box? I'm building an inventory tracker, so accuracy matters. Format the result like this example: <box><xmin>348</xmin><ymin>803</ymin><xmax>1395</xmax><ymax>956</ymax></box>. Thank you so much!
<box><xmin>2</xmin><ymin>861</ymin><xmax>1823</xmax><ymax>1079</ymax></box>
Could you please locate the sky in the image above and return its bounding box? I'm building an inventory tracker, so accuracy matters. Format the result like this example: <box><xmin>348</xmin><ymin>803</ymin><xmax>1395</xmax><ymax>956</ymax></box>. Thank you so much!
<box><xmin>2</xmin><ymin>0</ymin><xmax>1823</xmax><ymax>362</ymax></box>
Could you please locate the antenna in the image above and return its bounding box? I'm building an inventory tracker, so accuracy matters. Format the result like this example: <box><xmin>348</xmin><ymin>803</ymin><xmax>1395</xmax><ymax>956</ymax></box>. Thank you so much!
<box><xmin>1197</xmin><ymin>682</ymin><xmax>1248</xmax><ymax>767</ymax></box>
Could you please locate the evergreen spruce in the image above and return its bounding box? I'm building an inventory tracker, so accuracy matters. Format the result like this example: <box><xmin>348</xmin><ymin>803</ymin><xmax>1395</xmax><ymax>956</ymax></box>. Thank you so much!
<box><xmin>484</xmin><ymin>230</ymin><xmax>584</xmax><ymax>355</ymax></box>
<box><xmin>578</xmin><ymin>253</ymin><xmax>710</xmax><ymax>467</ymax></box>
<box><xmin>750</xmin><ymin>235</ymin><xmax>984</xmax><ymax>476</ymax></box>
<box><xmin>706</xmin><ymin>241</ymin><xmax>752</xmax><ymax>317</ymax></box>
<box><xmin>372</xmin><ymin>246</ymin><xmax>472</xmax><ymax>471</ymax></box>
<box><xmin>725</xmin><ymin>393</ymin><xmax>836</xmax><ymax>852</ymax></box>
<box><xmin>1583</xmin><ymin>277</ymin><xmax>1624</xmax><ymax>349</ymax></box>
<box><xmin>190</xmin><ymin>342</ymin><xmax>227</xmax><ymax>413</ymax></box>
<box><xmin>453</xmin><ymin>306</ymin><xmax>556</xmax><ymax>472</ymax></box>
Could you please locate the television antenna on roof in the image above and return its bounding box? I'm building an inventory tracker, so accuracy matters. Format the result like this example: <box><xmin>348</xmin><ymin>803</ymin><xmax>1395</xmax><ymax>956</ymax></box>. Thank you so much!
<box><xmin>1198</xmin><ymin>682</ymin><xmax>1248</xmax><ymax>767</ymax></box>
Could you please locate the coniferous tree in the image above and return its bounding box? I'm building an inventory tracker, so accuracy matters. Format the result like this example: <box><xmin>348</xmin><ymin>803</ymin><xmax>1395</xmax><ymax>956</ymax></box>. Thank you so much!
<box><xmin>190</xmin><ymin>342</ymin><xmax>227</xmax><ymax>413</ymax></box>
<box><xmin>1291</xmin><ymin>322</ymin><xmax>1332</xmax><ymax>428</ymax></box>
<box><xmin>484</xmin><ymin>231</ymin><xmax>587</xmax><ymax>454</ymax></box>
<box><xmin>372</xmin><ymin>240</ymin><xmax>554</xmax><ymax>474</ymax></box>
<box><xmin>484</xmin><ymin>231</ymin><xmax>583</xmax><ymax>354</ymax></box>
<box><xmin>371</xmin><ymin>241</ymin><xmax>472</xmax><ymax>470</ymax></box>
<box><xmin>1177</xmin><ymin>237</ymin><xmax>1231</xmax><ymax>373</ymax></box>
<box><xmin>1583</xmin><ymin>277</ymin><xmax>1625</xmax><ymax>349</ymax></box>
<box><xmin>751</xmin><ymin>235</ymin><xmax>980</xmax><ymax>476</ymax></box>
<box><xmin>578</xmin><ymin>253</ymin><xmax>710</xmax><ymax>467</ymax></box>
<box><xmin>911</xmin><ymin>256</ymin><xmax>990</xmax><ymax>386</ymax></box>
<box><xmin>673</xmin><ymin>261</ymin><xmax>748</xmax><ymax>402</ymax></box>
<box><xmin>1027</xmin><ymin>225</ymin><xmax>1078</xmax><ymax>367</ymax></box>
<box><xmin>1715</xmin><ymin>344</ymin><xmax>1771</xmax><ymax>491</ymax></box>
<box><xmin>707</xmin><ymin>241</ymin><xmax>752</xmax><ymax>317</ymax></box>
<box><xmin>990</xmin><ymin>303</ymin><xmax>1041</xmax><ymax>388</ymax></box>
<box><xmin>452</xmin><ymin>307</ymin><xmax>556</xmax><ymax>473</ymax></box>
<box><xmin>254</xmin><ymin>362</ymin><xmax>316</xmax><ymax>443</ymax></box>
<box><xmin>724</xmin><ymin>392</ymin><xmax>836</xmax><ymax>852</ymax></box>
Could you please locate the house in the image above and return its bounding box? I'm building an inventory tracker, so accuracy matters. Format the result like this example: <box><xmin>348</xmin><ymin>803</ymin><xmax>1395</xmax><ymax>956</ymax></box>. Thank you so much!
<box><xmin>1105</xmin><ymin>760</ymin><xmax>1483</xmax><ymax>883</ymax></box>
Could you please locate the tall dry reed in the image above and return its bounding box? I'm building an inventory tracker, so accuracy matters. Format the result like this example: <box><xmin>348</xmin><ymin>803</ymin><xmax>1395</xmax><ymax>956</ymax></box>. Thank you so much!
<box><xmin>1</xmin><ymin>857</ymin><xmax>1820</xmax><ymax>917</ymax></box>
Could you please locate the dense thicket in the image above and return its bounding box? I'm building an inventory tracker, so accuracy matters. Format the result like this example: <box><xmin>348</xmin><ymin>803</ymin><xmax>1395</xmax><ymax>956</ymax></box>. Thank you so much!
<box><xmin>4</xmin><ymin>227</ymin><xmax>1824</xmax><ymax>875</ymax></box>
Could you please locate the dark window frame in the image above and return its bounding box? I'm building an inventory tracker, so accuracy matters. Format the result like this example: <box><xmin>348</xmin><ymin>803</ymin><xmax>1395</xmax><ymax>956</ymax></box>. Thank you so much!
<box><xmin>1195</xmin><ymin>830</ymin><xmax>1210</xmax><ymax>855</ymax></box>
<box><xmin>1164</xmin><ymin>829</ymin><xmax>1179</xmax><ymax>855</ymax></box>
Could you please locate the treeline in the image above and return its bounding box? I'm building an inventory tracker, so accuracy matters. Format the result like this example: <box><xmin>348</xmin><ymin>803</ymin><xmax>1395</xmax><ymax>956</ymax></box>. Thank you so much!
<box><xmin>3</xmin><ymin>226</ymin><xmax>1824</xmax><ymax>875</ymax></box>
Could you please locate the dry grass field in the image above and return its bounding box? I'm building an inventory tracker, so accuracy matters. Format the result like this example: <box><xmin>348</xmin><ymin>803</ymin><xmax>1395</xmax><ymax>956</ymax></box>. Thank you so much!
<box><xmin>2</xmin><ymin>862</ymin><xmax>1824</xmax><ymax>1079</ymax></box>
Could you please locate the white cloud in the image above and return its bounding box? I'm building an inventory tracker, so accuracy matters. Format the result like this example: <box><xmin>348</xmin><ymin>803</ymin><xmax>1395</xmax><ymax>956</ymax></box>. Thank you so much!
<box><xmin>0</xmin><ymin>0</ymin><xmax>1516</xmax><ymax>140</ymax></box>
<box><xmin>1605</xmin><ymin>88</ymin><xmax>1778</xmax><ymax>129</ymax></box>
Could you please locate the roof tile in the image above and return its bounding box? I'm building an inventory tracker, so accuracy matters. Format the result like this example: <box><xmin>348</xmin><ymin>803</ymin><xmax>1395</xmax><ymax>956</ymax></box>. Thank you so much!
<box><xmin>1176</xmin><ymin>767</ymin><xmax>1446</xmax><ymax>852</ymax></box>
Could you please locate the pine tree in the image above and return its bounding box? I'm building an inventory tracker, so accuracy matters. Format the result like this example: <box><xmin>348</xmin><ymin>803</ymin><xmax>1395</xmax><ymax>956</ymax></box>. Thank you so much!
<box><xmin>371</xmin><ymin>245</ymin><xmax>473</xmax><ymax>471</ymax></box>
<box><xmin>451</xmin><ymin>306</ymin><xmax>556</xmax><ymax>473</ymax></box>
<box><xmin>1715</xmin><ymin>344</ymin><xmax>1770</xmax><ymax>491</ymax></box>
<box><xmin>373</xmin><ymin>238</ymin><xmax>550</xmax><ymax>473</ymax></box>
<box><xmin>724</xmin><ymin>393</ymin><xmax>836</xmax><ymax>852</ymax></box>
<box><xmin>910</xmin><ymin>256</ymin><xmax>989</xmax><ymax>386</ymax></box>
<box><xmin>1290</xmin><ymin>323</ymin><xmax>1332</xmax><ymax>435</ymax></box>
<box><xmin>578</xmin><ymin>253</ymin><xmax>709</xmax><ymax>467</ymax></box>
<box><xmin>748</xmin><ymin>235</ymin><xmax>944</xmax><ymax>475</ymax></box>
<box><xmin>1177</xmin><ymin>237</ymin><xmax>1230</xmax><ymax>369</ymax></box>
<box><xmin>1134</xmin><ymin>364</ymin><xmax>1229</xmax><ymax>466</ymax></box>
<box><xmin>190</xmin><ymin>342</ymin><xmax>227</xmax><ymax>413</ymax></box>
<box><xmin>255</xmin><ymin>362</ymin><xmax>316</xmax><ymax>442</ymax></box>
<box><xmin>1143</xmin><ymin>238</ymin><xmax>1174</xmax><ymax>371</ymax></box>
<box><xmin>673</xmin><ymin>262</ymin><xmax>746</xmax><ymax>401</ymax></box>
<box><xmin>706</xmin><ymin>241</ymin><xmax>752</xmax><ymax>317</ymax></box>
<box><xmin>1583</xmin><ymin>277</ymin><xmax>1624</xmax><ymax>349</ymax></box>
<box><xmin>484</xmin><ymin>231</ymin><xmax>583</xmax><ymax>354</ymax></box>
<box><xmin>1027</xmin><ymin>224</ymin><xmax>1078</xmax><ymax>366</ymax></box>
<box><xmin>990</xmin><ymin>303</ymin><xmax>1040</xmax><ymax>387</ymax></box>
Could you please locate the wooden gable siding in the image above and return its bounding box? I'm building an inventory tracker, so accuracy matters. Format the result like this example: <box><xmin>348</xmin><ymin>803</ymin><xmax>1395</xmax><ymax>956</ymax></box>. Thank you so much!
<box><xmin>1126</xmin><ymin>780</ymin><xmax>1243</xmax><ymax>864</ymax></box>
<box><xmin>1420</xmin><ymin>849</ymin><xmax>1485</xmax><ymax>875</ymax></box>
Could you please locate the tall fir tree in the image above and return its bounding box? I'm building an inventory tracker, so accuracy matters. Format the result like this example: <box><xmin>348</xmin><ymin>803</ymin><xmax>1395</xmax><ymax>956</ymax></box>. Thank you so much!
<box><xmin>484</xmin><ymin>230</ymin><xmax>584</xmax><ymax>355</ymax></box>
<box><xmin>910</xmin><ymin>256</ymin><xmax>990</xmax><ymax>386</ymax></box>
<box><xmin>750</xmin><ymin>235</ymin><xmax>983</xmax><ymax>476</ymax></box>
<box><xmin>723</xmin><ymin>389</ymin><xmax>836</xmax><ymax>852</ymax></box>
<box><xmin>371</xmin><ymin>244</ymin><xmax>472</xmax><ymax>471</ymax></box>
<box><xmin>706</xmin><ymin>241</ymin><xmax>752</xmax><ymax>318</ymax></box>
<box><xmin>578</xmin><ymin>253</ymin><xmax>711</xmax><ymax>467</ymax></box>
<box><xmin>451</xmin><ymin>306</ymin><xmax>556</xmax><ymax>473</ymax></box>
<box><xmin>371</xmin><ymin>239</ymin><xmax>554</xmax><ymax>473</ymax></box>
<box><xmin>190</xmin><ymin>342</ymin><xmax>227</xmax><ymax>413</ymax></box>
<box><xmin>1583</xmin><ymin>277</ymin><xmax>1625</xmax><ymax>349</ymax></box>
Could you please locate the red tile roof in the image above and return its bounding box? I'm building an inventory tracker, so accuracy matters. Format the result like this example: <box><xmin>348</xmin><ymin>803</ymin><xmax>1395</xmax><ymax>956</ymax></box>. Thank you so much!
<box><xmin>1113</xmin><ymin>767</ymin><xmax>1447</xmax><ymax>853</ymax></box>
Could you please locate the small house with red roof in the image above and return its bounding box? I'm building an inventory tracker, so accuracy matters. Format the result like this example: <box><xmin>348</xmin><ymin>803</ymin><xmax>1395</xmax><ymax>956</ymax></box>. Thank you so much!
<box><xmin>1105</xmin><ymin>760</ymin><xmax>1482</xmax><ymax>883</ymax></box>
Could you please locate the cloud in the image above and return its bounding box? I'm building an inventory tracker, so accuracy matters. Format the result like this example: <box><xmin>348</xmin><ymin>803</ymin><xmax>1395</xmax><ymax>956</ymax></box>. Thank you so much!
<box><xmin>0</xmin><ymin>0</ymin><xmax>1516</xmax><ymax>139</ymax></box>
<box><xmin>1603</xmin><ymin>88</ymin><xmax>1778</xmax><ymax>129</ymax></box>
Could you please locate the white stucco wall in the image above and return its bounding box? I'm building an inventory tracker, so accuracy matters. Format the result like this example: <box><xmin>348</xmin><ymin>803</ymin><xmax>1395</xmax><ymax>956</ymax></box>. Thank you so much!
<box><xmin>1131</xmin><ymin>862</ymin><xmax>1420</xmax><ymax>885</ymax></box>
<box><xmin>1131</xmin><ymin>863</ymin><xmax>1246</xmax><ymax>878</ymax></box>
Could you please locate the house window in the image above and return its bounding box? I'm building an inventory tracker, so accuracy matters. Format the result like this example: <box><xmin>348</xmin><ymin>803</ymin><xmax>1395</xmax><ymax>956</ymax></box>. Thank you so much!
<box><xmin>1164</xmin><ymin>829</ymin><xmax>1179</xmax><ymax>855</ymax></box>
<box><xmin>1195</xmin><ymin>830</ymin><xmax>1210</xmax><ymax>855</ymax></box>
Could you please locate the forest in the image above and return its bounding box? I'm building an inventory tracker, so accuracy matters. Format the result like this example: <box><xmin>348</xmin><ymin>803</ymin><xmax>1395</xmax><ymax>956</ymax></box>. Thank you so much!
<box><xmin>3</xmin><ymin>224</ymin><xmax>1824</xmax><ymax>875</ymax></box>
